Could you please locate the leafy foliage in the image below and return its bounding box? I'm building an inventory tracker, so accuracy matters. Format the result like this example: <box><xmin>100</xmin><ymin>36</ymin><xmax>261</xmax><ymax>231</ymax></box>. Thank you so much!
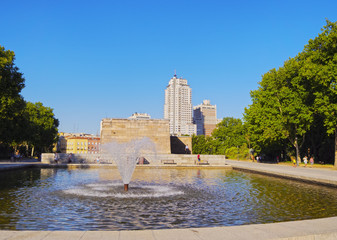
<box><xmin>244</xmin><ymin>20</ymin><xmax>337</xmax><ymax>165</ymax></box>
<box><xmin>298</xmin><ymin>20</ymin><xmax>337</xmax><ymax>135</ymax></box>
<box><xmin>0</xmin><ymin>46</ymin><xmax>26</xmax><ymax>145</ymax></box>
<box><xmin>244</xmin><ymin>58</ymin><xmax>313</xmax><ymax>163</ymax></box>
<box><xmin>0</xmin><ymin>45</ymin><xmax>59</xmax><ymax>157</ymax></box>
<box><xmin>24</xmin><ymin>102</ymin><xmax>59</xmax><ymax>154</ymax></box>
<box><xmin>192</xmin><ymin>117</ymin><xmax>249</xmax><ymax>159</ymax></box>
<box><xmin>192</xmin><ymin>135</ymin><xmax>214</xmax><ymax>154</ymax></box>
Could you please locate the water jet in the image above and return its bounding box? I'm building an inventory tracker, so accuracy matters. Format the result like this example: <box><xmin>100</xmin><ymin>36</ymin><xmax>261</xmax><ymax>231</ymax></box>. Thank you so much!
<box><xmin>101</xmin><ymin>137</ymin><xmax>156</xmax><ymax>191</ymax></box>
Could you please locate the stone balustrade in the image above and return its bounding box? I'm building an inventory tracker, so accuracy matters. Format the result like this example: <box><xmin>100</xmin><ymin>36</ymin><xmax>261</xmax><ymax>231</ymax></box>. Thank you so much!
<box><xmin>41</xmin><ymin>153</ymin><xmax>227</xmax><ymax>165</ymax></box>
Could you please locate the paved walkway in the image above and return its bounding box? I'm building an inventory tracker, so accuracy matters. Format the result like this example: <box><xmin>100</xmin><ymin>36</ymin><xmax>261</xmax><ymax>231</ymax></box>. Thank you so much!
<box><xmin>0</xmin><ymin>161</ymin><xmax>37</xmax><ymax>172</ymax></box>
<box><xmin>225</xmin><ymin>159</ymin><xmax>337</xmax><ymax>187</ymax></box>
<box><xmin>0</xmin><ymin>160</ymin><xmax>337</xmax><ymax>239</ymax></box>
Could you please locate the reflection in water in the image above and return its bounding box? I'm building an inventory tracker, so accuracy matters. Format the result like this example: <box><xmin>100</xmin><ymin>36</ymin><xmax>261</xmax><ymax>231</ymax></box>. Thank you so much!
<box><xmin>0</xmin><ymin>168</ymin><xmax>336</xmax><ymax>230</ymax></box>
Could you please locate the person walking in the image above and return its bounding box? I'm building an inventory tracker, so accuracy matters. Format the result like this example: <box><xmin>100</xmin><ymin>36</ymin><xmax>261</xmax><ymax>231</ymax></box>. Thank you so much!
<box><xmin>310</xmin><ymin>156</ymin><xmax>314</xmax><ymax>167</ymax></box>
<box><xmin>292</xmin><ymin>158</ymin><xmax>297</xmax><ymax>167</ymax></box>
<box><xmin>185</xmin><ymin>144</ymin><xmax>189</xmax><ymax>154</ymax></box>
<box><xmin>67</xmin><ymin>153</ymin><xmax>73</xmax><ymax>163</ymax></box>
<box><xmin>303</xmin><ymin>156</ymin><xmax>308</xmax><ymax>167</ymax></box>
<box><xmin>54</xmin><ymin>153</ymin><xmax>59</xmax><ymax>164</ymax></box>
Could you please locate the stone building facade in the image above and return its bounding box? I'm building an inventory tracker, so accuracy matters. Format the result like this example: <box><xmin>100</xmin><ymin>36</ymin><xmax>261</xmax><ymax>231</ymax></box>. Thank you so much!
<box><xmin>100</xmin><ymin>118</ymin><xmax>171</xmax><ymax>154</ymax></box>
<box><xmin>193</xmin><ymin>100</ymin><xmax>218</xmax><ymax>136</ymax></box>
<box><xmin>87</xmin><ymin>137</ymin><xmax>100</xmax><ymax>154</ymax></box>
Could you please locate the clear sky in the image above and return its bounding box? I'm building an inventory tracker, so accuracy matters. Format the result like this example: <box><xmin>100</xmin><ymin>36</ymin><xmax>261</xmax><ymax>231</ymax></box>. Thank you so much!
<box><xmin>1</xmin><ymin>0</ymin><xmax>336</xmax><ymax>134</ymax></box>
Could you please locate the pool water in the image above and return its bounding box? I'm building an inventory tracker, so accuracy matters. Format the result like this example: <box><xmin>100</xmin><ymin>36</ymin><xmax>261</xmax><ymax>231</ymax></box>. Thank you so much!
<box><xmin>0</xmin><ymin>168</ymin><xmax>336</xmax><ymax>230</ymax></box>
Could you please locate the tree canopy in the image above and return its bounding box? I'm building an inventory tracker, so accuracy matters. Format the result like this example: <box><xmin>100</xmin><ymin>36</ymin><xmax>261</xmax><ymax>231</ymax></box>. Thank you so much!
<box><xmin>0</xmin><ymin>45</ymin><xmax>59</xmax><ymax>157</ymax></box>
<box><xmin>244</xmin><ymin>20</ymin><xmax>337</xmax><ymax>165</ymax></box>
<box><xmin>298</xmin><ymin>20</ymin><xmax>337</xmax><ymax>135</ymax></box>
<box><xmin>192</xmin><ymin>117</ymin><xmax>249</xmax><ymax>159</ymax></box>
<box><xmin>212</xmin><ymin>117</ymin><xmax>246</xmax><ymax>153</ymax></box>
<box><xmin>25</xmin><ymin>102</ymin><xmax>59</xmax><ymax>154</ymax></box>
<box><xmin>192</xmin><ymin>20</ymin><xmax>337</xmax><ymax>165</ymax></box>
<box><xmin>0</xmin><ymin>46</ymin><xmax>26</xmax><ymax>145</ymax></box>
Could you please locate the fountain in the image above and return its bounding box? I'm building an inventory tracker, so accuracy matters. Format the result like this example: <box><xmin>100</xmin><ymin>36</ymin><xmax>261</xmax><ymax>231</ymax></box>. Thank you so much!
<box><xmin>1</xmin><ymin>166</ymin><xmax>337</xmax><ymax>230</ymax></box>
<box><xmin>101</xmin><ymin>137</ymin><xmax>156</xmax><ymax>191</ymax></box>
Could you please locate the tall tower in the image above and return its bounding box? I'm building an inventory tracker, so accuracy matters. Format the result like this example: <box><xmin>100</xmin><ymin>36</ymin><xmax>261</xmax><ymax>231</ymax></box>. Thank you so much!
<box><xmin>164</xmin><ymin>74</ymin><xmax>196</xmax><ymax>136</ymax></box>
<box><xmin>193</xmin><ymin>100</ymin><xmax>217</xmax><ymax>136</ymax></box>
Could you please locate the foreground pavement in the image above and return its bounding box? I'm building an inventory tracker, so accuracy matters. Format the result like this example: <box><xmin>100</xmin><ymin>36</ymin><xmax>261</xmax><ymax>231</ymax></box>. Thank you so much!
<box><xmin>0</xmin><ymin>160</ymin><xmax>337</xmax><ymax>239</ymax></box>
<box><xmin>1</xmin><ymin>217</ymin><xmax>337</xmax><ymax>240</ymax></box>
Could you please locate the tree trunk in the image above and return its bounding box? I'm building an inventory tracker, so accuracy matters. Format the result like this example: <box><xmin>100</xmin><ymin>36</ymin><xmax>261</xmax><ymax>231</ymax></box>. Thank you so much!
<box><xmin>295</xmin><ymin>136</ymin><xmax>300</xmax><ymax>166</ymax></box>
<box><xmin>31</xmin><ymin>146</ymin><xmax>34</xmax><ymax>157</ymax></box>
<box><xmin>26</xmin><ymin>144</ymin><xmax>29</xmax><ymax>157</ymax></box>
<box><xmin>335</xmin><ymin>128</ymin><xmax>337</xmax><ymax>167</ymax></box>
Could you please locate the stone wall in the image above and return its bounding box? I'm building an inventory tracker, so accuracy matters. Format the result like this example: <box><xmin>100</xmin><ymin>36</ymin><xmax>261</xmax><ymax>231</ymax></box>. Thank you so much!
<box><xmin>41</xmin><ymin>152</ymin><xmax>227</xmax><ymax>165</ymax></box>
<box><xmin>41</xmin><ymin>153</ymin><xmax>112</xmax><ymax>164</ymax></box>
<box><xmin>146</xmin><ymin>154</ymin><xmax>226</xmax><ymax>165</ymax></box>
<box><xmin>170</xmin><ymin>136</ymin><xmax>192</xmax><ymax>154</ymax></box>
<box><xmin>100</xmin><ymin>118</ymin><xmax>171</xmax><ymax>154</ymax></box>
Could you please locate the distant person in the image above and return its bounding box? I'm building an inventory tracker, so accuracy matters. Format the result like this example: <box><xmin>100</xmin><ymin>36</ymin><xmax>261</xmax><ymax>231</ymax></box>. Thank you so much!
<box><xmin>96</xmin><ymin>156</ymin><xmax>100</xmax><ymax>164</ymax></box>
<box><xmin>15</xmin><ymin>150</ymin><xmax>20</xmax><ymax>161</ymax></box>
<box><xmin>197</xmin><ymin>154</ymin><xmax>201</xmax><ymax>165</ymax></box>
<box><xmin>185</xmin><ymin>144</ymin><xmax>189</xmax><ymax>154</ymax></box>
<box><xmin>310</xmin><ymin>156</ymin><xmax>314</xmax><ymax>167</ymax></box>
<box><xmin>292</xmin><ymin>158</ymin><xmax>296</xmax><ymax>167</ymax></box>
<box><xmin>303</xmin><ymin>156</ymin><xmax>308</xmax><ymax>167</ymax></box>
<box><xmin>54</xmin><ymin>153</ymin><xmax>59</xmax><ymax>164</ymax></box>
<box><xmin>67</xmin><ymin>153</ymin><xmax>73</xmax><ymax>163</ymax></box>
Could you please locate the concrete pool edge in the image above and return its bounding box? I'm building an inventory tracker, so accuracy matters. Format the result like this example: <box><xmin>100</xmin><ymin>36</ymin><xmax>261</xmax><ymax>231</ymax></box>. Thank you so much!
<box><xmin>0</xmin><ymin>217</ymin><xmax>337</xmax><ymax>240</ymax></box>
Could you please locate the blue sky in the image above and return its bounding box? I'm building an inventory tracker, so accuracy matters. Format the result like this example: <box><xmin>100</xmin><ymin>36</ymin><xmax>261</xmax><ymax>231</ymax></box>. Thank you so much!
<box><xmin>1</xmin><ymin>0</ymin><xmax>336</xmax><ymax>134</ymax></box>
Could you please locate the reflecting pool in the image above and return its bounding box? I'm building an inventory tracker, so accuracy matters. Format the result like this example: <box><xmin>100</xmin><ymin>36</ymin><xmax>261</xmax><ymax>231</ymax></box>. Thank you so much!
<box><xmin>0</xmin><ymin>168</ymin><xmax>337</xmax><ymax>230</ymax></box>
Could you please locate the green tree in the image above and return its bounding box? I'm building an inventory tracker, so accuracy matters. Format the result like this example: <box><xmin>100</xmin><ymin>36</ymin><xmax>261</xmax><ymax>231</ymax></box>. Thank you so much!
<box><xmin>297</xmin><ymin>20</ymin><xmax>337</xmax><ymax>166</ymax></box>
<box><xmin>301</xmin><ymin>115</ymin><xmax>334</xmax><ymax>164</ymax></box>
<box><xmin>192</xmin><ymin>135</ymin><xmax>214</xmax><ymax>154</ymax></box>
<box><xmin>244</xmin><ymin>58</ymin><xmax>313</xmax><ymax>165</ymax></box>
<box><xmin>212</xmin><ymin>117</ymin><xmax>246</xmax><ymax>154</ymax></box>
<box><xmin>24</xmin><ymin>102</ymin><xmax>59</xmax><ymax>156</ymax></box>
<box><xmin>0</xmin><ymin>45</ymin><xmax>26</xmax><ymax>146</ymax></box>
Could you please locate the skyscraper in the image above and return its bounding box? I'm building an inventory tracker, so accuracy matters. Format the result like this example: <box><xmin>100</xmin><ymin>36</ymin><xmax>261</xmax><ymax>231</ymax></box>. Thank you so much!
<box><xmin>164</xmin><ymin>74</ymin><xmax>196</xmax><ymax>136</ymax></box>
<box><xmin>193</xmin><ymin>100</ymin><xmax>217</xmax><ymax>136</ymax></box>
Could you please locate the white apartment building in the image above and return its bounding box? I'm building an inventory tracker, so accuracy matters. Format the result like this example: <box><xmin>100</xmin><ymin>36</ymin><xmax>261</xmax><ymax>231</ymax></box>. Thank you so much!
<box><xmin>164</xmin><ymin>74</ymin><xmax>196</xmax><ymax>136</ymax></box>
<box><xmin>193</xmin><ymin>100</ymin><xmax>217</xmax><ymax>136</ymax></box>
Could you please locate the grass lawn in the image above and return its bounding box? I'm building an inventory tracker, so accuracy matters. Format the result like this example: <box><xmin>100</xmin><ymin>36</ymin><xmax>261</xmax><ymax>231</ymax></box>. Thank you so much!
<box><xmin>276</xmin><ymin>161</ymin><xmax>335</xmax><ymax>169</ymax></box>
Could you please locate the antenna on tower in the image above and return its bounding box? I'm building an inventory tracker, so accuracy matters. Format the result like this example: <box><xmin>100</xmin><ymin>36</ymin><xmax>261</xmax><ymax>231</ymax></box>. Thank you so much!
<box><xmin>174</xmin><ymin>69</ymin><xmax>177</xmax><ymax>78</ymax></box>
